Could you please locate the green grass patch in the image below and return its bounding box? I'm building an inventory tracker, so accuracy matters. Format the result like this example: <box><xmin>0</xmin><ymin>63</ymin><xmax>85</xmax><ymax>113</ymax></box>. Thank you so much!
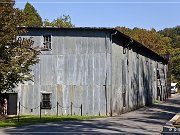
<box><xmin>0</xmin><ymin>115</ymin><xmax>107</xmax><ymax>128</ymax></box>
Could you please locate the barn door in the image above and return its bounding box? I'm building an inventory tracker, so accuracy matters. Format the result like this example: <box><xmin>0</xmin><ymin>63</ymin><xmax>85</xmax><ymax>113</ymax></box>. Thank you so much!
<box><xmin>8</xmin><ymin>93</ymin><xmax>17</xmax><ymax>115</ymax></box>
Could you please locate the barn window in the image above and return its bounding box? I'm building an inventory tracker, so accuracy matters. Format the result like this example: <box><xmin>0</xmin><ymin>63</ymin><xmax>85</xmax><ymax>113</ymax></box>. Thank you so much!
<box><xmin>42</xmin><ymin>35</ymin><xmax>51</xmax><ymax>51</ymax></box>
<box><xmin>41</xmin><ymin>93</ymin><xmax>52</xmax><ymax>109</ymax></box>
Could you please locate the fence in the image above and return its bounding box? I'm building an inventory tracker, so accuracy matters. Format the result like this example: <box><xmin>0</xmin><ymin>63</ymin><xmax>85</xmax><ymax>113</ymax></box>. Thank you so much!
<box><xmin>18</xmin><ymin>102</ymin><xmax>83</xmax><ymax>122</ymax></box>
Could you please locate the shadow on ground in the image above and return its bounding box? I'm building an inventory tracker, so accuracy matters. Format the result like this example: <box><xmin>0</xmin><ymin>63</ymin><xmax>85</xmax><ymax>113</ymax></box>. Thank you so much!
<box><xmin>3</xmin><ymin>94</ymin><xmax>180</xmax><ymax>134</ymax></box>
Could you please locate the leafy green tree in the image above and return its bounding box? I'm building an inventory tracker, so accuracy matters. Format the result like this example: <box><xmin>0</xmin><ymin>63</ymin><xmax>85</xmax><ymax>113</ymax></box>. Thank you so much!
<box><xmin>171</xmin><ymin>48</ymin><xmax>180</xmax><ymax>82</ymax></box>
<box><xmin>22</xmin><ymin>2</ymin><xmax>43</xmax><ymax>26</ymax></box>
<box><xmin>0</xmin><ymin>0</ymin><xmax>40</xmax><ymax>93</ymax></box>
<box><xmin>43</xmin><ymin>15</ymin><xmax>74</xmax><ymax>28</ymax></box>
<box><xmin>159</xmin><ymin>26</ymin><xmax>180</xmax><ymax>48</ymax></box>
<box><xmin>159</xmin><ymin>26</ymin><xmax>180</xmax><ymax>88</ymax></box>
<box><xmin>117</xmin><ymin>26</ymin><xmax>180</xmax><ymax>89</ymax></box>
<box><xmin>116</xmin><ymin>27</ymin><xmax>172</xmax><ymax>54</ymax></box>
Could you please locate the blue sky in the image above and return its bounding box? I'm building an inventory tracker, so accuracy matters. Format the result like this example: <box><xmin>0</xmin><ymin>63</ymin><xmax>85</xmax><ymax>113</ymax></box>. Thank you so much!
<box><xmin>15</xmin><ymin>0</ymin><xmax>180</xmax><ymax>30</ymax></box>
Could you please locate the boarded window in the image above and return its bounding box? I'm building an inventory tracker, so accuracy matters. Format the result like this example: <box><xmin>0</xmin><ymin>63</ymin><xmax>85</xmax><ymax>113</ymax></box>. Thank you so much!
<box><xmin>42</xmin><ymin>35</ymin><xmax>51</xmax><ymax>51</ymax></box>
<box><xmin>41</xmin><ymin>93</ymin><xmax>52</xmax><ymax>109</ymax></box>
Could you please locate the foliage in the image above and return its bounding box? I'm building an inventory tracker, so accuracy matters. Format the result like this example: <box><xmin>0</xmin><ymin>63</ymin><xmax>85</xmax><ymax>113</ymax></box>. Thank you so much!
<box><xmin>159</xmin><ymin>26</ymin><xmax>180</xmax><ymax>48</ymax></box>
<box><xmin>43</xmin><ymin>15</ymin><xmax>74</xmax><ymax>28</ymax></box>
<box><xmin>116</xmin><ymin>27</ymin><xmax>173</xmax><ymax>54</ymax></box>
<box><xmin>0</xmin><ymin>115</ymin><xmax>107</xmax><ymax>127</ymax></box>
<box><xmin>170</xmin><ymin>48</ymin><xmax>180</xmax><ymax>88</ymax></box>
<box><xmin>159</xmin><ymin>26</ymin><xmax>180</xmax><ymax>88</ymax></box>
<box><xmin>0</xmin><ymin>0</ymin><xmax>40</xmax><ymax>92</ymax></box>
<box><xmin>117</xmin><ymin>26</ymin><xmax>180</xmax><ymax>88</ymax></box>
<box><xmin>22</xmin><ymin>2</ymin><xmax>43</xmax><ymax>26</ymax></box>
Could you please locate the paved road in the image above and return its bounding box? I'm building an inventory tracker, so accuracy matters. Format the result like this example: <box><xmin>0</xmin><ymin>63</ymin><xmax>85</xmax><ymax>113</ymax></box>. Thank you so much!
<box><xmin>1</xmin><ymin>94</ymin><xmax>180</xmax><ymax>135</ymax></box>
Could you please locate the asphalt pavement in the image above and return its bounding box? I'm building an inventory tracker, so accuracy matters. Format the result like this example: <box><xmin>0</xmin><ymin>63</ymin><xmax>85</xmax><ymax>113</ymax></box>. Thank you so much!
<box><xmin>0</xmin><ymin>93</ymin><xmax>180</xmax><ymax>135</ymax></box>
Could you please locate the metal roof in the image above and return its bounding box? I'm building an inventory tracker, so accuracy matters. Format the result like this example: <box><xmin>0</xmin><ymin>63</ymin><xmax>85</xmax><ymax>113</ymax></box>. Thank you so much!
<box><xmin>20</xmin><ymin>26</ymin><xmax>114</xmax><ymax>31</ymax></box>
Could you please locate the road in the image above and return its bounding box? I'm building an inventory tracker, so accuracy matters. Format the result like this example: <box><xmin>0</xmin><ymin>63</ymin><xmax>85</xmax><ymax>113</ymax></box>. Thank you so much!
<box><xmin>0</xmin><ymin>94</ymin><xmax>180</xmax><ymax>135</ymax></box>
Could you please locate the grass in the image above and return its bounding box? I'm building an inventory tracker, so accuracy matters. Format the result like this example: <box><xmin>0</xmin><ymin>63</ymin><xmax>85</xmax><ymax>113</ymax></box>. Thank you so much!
<box><xmin>154</xmin><ymin>100</ymin><xmax>163</xmax><ymax>104</ymax></box>
<box><xmin>0</xmin><ymin>115</ymin><xmax>107</xmax><ymax>128</ymax></box>
<box><xmin>175</xmin><ymin>117</ymin><xmax>180</xmax><ymax>124</ymax></box>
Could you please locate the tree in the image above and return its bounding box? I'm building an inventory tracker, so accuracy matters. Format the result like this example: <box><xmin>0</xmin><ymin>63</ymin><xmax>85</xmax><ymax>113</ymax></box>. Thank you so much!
<box><xmin>22</xmin><ymin>2</ymin><xmax>43</xmax><ymax>26</ymax></box>
<box><xmin>116</xmin><ymin>27</ymin><xmax>172</xmax><ymax>54</ymax></box>
<box><xmin>117</xmin><ymin>26</ymin><xmax>180</xmax><ymax>89</ymax></box>
<box><xmin>171</xmin><ymin>48</ymin><xmax>180</xmax><ymax>82</ymax></box>
<box><xmin>159</xmin><ymin>26</ymin><xmax>180</xmax><ymax>88</ymax></box>
<box><xmin>159</xmin><ymin>26</ymin><xmax>180</xmax><ymax>48</ymax></box>
<box><xmin>0</xmin><ymin>0</ymin><xmax>40</xmax><ymax>93</ymax></box>
<box><xmin>43</xmin><ymin>15</ymin><xmax>74</xmax><ymax>28</ymax></box>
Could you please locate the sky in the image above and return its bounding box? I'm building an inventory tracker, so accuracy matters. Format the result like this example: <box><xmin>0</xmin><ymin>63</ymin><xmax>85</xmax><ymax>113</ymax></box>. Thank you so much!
<box><xmin>15</xmin><ymin>0</ymin><xmax>180</xmax><ymax>30</ymax></box>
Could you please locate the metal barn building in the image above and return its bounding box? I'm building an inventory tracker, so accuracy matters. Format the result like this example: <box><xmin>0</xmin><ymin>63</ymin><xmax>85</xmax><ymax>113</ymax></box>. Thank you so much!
<box><xmin>2</xmin><ymin>27</ymin><xmax>169</xmax><ymax>116</ymax></box>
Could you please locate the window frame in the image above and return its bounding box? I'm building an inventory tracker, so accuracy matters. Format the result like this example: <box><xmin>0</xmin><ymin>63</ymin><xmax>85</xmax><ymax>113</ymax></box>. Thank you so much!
<box><xmin>41</xmin><ymin>35</ymin><xmax>52</xmax><ymax>51</ymax></box>
<box><xmin>41</xmin><ymin>92</ymin><xmax>52</xmax><ymax>109</ymax></box>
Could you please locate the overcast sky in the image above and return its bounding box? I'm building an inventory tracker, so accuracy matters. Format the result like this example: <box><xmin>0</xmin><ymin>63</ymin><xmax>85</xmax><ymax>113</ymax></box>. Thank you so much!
<box><xmin>15</xmin><ymin>0</ymin><xmax>180</xmax><ymax>30</ymax></box>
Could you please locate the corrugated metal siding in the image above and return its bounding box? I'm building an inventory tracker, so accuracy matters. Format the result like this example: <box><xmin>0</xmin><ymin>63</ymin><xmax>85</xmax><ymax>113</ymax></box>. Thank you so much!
<box><xmin>111</xmin><ymin>40</ymin><xmax>127</xmax><ymax>115</ymax></box>
<box><xmin>15</xmin><ymin>28</ymin><xmax>168</xmax><ymax>116</ymax></box>
<box><xmin>111</xmin><ymin>36</ymin><xmax>167</xmax><ymax>115</ymax></box>
<box><xmin>16</xmin><ymin>30</ymin><xmax>111</xmax><ymax>116</ymax></box>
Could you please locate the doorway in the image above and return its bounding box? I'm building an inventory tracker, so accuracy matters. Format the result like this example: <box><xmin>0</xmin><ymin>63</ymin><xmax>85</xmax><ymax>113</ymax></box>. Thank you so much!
<box><xmin>1</xmin><ymin>93</ymin><xmax>17</xmax><ymax>115</ymax></box>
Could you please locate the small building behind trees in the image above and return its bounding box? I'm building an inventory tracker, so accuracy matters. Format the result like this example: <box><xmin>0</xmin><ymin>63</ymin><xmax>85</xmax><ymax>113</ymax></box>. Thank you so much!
<box><xmin>3</xmin><ymin>27</ymin><xmax>169</xmax><ymax>116</ymax></box>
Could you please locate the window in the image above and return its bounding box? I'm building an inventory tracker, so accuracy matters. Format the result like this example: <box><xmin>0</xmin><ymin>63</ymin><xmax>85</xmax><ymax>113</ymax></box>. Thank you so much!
<box><xmin>42</xmin><ymin>35</ymin><xmax>51</xmax><ymax>51</ymax></box>
<box><xmin>41</xmin><ymin>93</ymin><xmax>52</xmax><ymax>109</ymax></box>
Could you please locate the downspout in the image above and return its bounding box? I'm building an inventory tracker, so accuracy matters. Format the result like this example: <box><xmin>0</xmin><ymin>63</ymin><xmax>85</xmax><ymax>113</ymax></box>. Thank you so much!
<box><xmin>126</xmin><ymin>37</ymin><xmax>133</xmax><ymax>110</ymax></box>
<box><xmin>109</xmin><ymin>30</ymin><xmax>117</xmax><ymax>116</ymax></box>
<box><xmin>104</xmin><ymin>35</ymin><xmax>108</xmax><ymax>116</ymax></box>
